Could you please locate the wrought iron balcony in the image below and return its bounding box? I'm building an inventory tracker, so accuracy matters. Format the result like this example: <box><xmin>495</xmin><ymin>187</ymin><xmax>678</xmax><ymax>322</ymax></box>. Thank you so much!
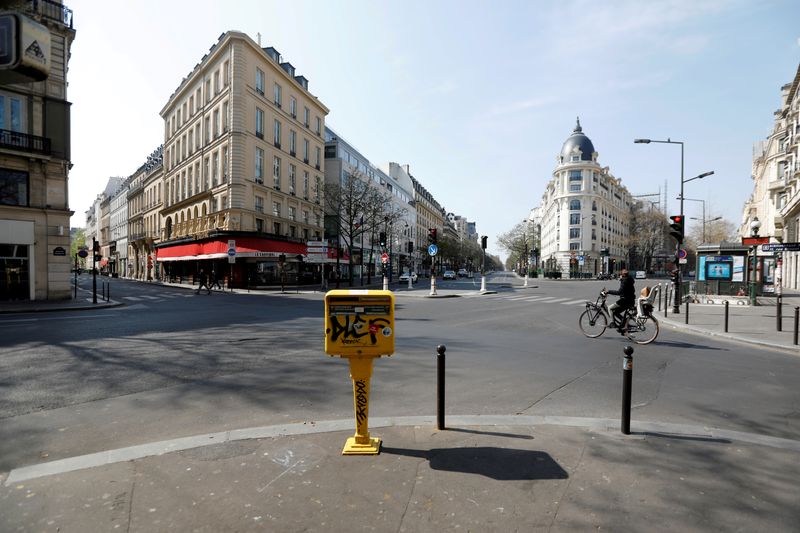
<box><xmin>27</xmin><ymin>0</ymin><xmax>74</xmax><ymax>29</ymax></box>
<box><xmin>0</xmin><ymin>129</ymin><xmax>51</xmax><ymax>155</ymax></box>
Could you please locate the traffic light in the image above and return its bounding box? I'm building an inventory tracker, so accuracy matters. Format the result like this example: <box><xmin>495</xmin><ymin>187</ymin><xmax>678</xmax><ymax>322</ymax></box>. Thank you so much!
<box><xmin>428</xmin><ymin>228</ymin><xmax>437</xmax><ymax>243</ymax></box>
<box><xmin>481</xmin><ymin>235</ymin><xmax>488</xmax><ymax>250</ymax></box>
<box><xmin>379</xmin><ymin>232</ymin><xmax>386</xmax><ymax>247</ymax></box>
<box><xmin>407</xmin><ymin>241</ymin><xmax>414</xmax><ymax>253</ymax></box>
<box><xmin>93</xmin><ymin>238</ymin><xmax>100</xmax><ymax>253</ymax></box>
<box><xmin>669</xmin><ymin>215</ymin><xmax>684</xmax><ymax>244</ymax></box>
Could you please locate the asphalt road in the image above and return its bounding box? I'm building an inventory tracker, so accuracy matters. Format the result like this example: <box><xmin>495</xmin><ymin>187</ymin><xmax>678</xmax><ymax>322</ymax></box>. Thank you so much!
<box><xmin>1</xmin><ymin>272</ymin><xmax>799</xmax><ymax>473</ymax></box>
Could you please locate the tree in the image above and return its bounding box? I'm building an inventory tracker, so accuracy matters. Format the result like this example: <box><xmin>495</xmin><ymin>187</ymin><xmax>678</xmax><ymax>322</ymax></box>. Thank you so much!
<box><xmin>497</xmin><ymin>221</ymin><xmax>539</xmax><ymax>273</ymax></box>
<box><xmin>324</xmin><ymin>171</ymin><xmax>404</xmax><ymax>286</ymax></box>
<box><xmin>626</xmin><ymin>204</ymin><xmax>668</xmax><ymax>272</ymax></box>
<box><xmin>70</xmin><ymin>228</ymin><xmax>87</xmax><ymax>269</ymax></box>
<box><xmin>687</xmin><ymin>216</ymin><xmax>737</xmax><ymax>246</ymax></box>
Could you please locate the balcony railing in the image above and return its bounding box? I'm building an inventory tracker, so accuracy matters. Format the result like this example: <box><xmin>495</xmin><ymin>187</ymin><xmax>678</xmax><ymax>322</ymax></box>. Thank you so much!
<box><xmin>28</xmin><ymin>0</ymin><xmax>74</xmax><ymax>29</ymax></box>
<box><xmin>0</xmin><ymin>129</ymin><xmax>51</xmax><ymax>155</ymax></box>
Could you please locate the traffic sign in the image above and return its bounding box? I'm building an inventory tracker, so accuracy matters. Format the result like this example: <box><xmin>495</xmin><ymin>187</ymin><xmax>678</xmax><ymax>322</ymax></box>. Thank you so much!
<box><xmin>428</xmin><ymin>244</ymin><xmax>438</xmax><ymax>256</ymax></box>
<box><xmin>381</xmin><ymin>252</ymin><xmax>389</xmax><ymax>264</ymax></box>
<box><xmin>306</xmin><ymin>240</ymin><xmax>326</xmax><ymax>247</ymax></box>
<box><xmin>678</xmin><ymin>248</ymin><xmax>687</xmax><ymax>259</ymax></box>
<box><xmin>227</xmin><ymin>248</ymin><xmax>236</xmax><ymax>257</ymax></box>
<box><xmin>77</xmin><ymin>249</ymin><xmax>88</xmax><ymax>258</ymax></box>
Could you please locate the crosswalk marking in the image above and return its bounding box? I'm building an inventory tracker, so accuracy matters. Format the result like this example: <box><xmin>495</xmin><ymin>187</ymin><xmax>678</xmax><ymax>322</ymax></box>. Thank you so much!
<box><xmin>560</xmin><ymin>299</ymin><xmax>589</xmax><ymax>305</ymax></box>
<box><xmin>122</xmin><ymin>296</ymin><xmax>142</xmax><ymax>301</ymax></box>
<box><xmin>544</xmin><ymin>297</ymin><xmax>571</xmax><ymax>304</ymax></box>
<box><xmin>141</xmin><ymin>295</ymin><xmax>160</xmax><ymax>300</ymax></box>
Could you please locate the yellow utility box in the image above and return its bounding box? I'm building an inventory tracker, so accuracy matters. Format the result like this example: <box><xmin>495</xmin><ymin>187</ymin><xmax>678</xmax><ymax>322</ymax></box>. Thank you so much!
<box><xmin>324</xmin><ymin>290</ymin><xmax>395</xmax><ymax>455</ymax></box>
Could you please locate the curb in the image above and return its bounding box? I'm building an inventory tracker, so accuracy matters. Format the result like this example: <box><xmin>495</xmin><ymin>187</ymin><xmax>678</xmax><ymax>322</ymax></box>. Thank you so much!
<box><xmin>0</xmin><ymin>300</ymin><xmax>124</xmax><ymax>314</ymax></box>
<box><xmin>659</xmin><ymin>316</ymin><xmax>799</xmax><ymax>353</ymax></box>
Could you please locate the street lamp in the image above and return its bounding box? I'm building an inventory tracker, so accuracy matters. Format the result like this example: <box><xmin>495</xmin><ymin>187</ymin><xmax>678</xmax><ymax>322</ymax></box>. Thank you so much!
<box><xmin>405</xmin><ymin>222</ymin><xmax>413</xmax><ymax>289</ymax></box>
<box><xmin>749</xmin><ymin>217</ymin><xmax>761</xmax><ymax>306</ymax></box>
<box><xmin>521</xmin><ymin>219</ymin><xmax>530</xmax><ymax>287</ymax></box>
<box><xmin>636</xmin><ymin>137</ymin><xmax>714</xmax><ymax>313</ymax></box>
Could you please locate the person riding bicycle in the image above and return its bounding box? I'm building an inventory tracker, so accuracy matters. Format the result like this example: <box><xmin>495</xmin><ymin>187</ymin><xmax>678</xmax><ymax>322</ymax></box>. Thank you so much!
<box><xmin>603</xmin><ymin>269</ymin><xmax>635</xmax><ymax>331</ymax></box>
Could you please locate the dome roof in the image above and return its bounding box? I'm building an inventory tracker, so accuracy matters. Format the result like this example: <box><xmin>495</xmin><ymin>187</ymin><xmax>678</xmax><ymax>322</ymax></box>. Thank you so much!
<box><xmin>560</xmin><ymin>117</ymin><xmax>595</xmax><ymax>162</ymax></box>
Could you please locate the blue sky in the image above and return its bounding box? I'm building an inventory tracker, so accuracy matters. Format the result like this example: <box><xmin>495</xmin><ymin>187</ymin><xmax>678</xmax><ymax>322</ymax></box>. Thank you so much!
<box><xmin>68</xmin><ymin>0</ymin><xmax>800</xmax><ymax>259</ymax></box>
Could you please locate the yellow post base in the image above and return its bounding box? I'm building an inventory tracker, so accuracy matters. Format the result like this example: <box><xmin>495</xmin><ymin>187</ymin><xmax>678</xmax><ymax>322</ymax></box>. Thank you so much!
<box><xmin>342</xmin><ymin>436</ymin><xmax>382</xmax><ymax>455</ymax></box>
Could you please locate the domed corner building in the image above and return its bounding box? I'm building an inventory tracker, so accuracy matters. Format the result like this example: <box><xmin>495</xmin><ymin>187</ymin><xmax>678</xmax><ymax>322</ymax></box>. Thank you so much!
<box><xmin>537</xmin><ymin>118</ymin><xmax>634</xmax><ymax>279</ymax></box>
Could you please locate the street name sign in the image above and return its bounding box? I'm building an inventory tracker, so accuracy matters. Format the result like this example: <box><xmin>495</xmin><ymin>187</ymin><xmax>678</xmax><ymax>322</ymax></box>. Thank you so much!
<box><xmin>761</xmin><ymin>242</ymin><xmax>800</xmax><ymax>252</ymax></box>
<box><xmin>428</xmin><ymin>244</ymin><xmax>438</xmax><ymax>256</ymax></box>
<box><xmin>307</xmin><ymin>247</ymin><xmax>328</xmax><ymax>253</ymax></box>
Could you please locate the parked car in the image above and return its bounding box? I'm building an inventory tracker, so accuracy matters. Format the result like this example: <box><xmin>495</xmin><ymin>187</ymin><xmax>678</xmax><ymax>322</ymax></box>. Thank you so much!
<box><xmin>399</xmin><ymin>272</ymin><xmax>418</xmax><ymax>283</ymax></box>
<box><xmin>443</xmin><ymin>270</ymin><xmax>456</xmax><ymax>280</ymax></box>
<box><xmin>457</xmin><ymin>268</ymin><xmax>468</xmax><ymax>277</ymax></box>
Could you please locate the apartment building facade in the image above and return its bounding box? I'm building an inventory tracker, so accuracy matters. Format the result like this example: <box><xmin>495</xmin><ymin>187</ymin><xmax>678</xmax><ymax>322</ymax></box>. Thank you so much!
<box><xmin>538</xmin><ymin>119</ymin><xmax>633</xmax><ymax>277</ymax></box>
<box><xmin>155</xmin><ymin>31</ymin><xmax>329</xmax><ymax>286</ymax></box>
<box><xmin>0</xmin><ymin>0</ymin><xmax>75</xmax><ymax>300</ymax></box>
<box><xmin>740</xmin><ymin>63</ymin><xmax>800</xmax><ymax>291</ymax></box>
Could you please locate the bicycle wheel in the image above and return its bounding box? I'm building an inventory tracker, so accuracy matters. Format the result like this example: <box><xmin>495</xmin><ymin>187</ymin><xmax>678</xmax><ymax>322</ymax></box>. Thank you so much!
<box><xmin>626</xmin><ymin>315</ymin><xmax>659</xmax><ymax>345</ymax></box>
<box><xmin>579</xmin><ymin>309</ymin><xmax>607</xmax><ymax>338</ymax></box>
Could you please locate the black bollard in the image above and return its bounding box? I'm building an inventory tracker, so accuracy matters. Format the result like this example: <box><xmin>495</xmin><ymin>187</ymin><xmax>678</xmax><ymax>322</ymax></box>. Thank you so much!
<box><xmin>658</xmin><ymin>284</ymin><xmax>663</xmax><ymax>311</ymax></box>
<box><xmin>436</xmin><ymin>345</ymin><xmax>446</xmax><ymax>430</ymax></box>
<box><xmin>664</xmin><ymin>287</ymin><xmax>669</xmax><ymax>318</ymax></box>
<box><xmin>621</xmin><ymin>346</ymin><xmax>633</xmax><ymax>435</ymax></box>
<box><xmin>777</xmin><ymin>295</ymin><xmax>782</xmax><ymax>332</ymax></box>
<box><xmin>685</xmin><ymin>298</ymin><xmax>689</xmax><ymax>324</ymax></box>
<box><xmin>724</xmin><ymin>300</ymin><xmax>729</xmax><ymax>333</ymax></box>
<box><xmin>794</xmin><ymin>307</ymin><xmax>799</xmax><ymax>346</ymax></box>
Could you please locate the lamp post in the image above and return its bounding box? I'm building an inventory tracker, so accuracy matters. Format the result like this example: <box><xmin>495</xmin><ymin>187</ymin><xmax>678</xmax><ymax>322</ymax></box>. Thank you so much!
<box><xmin>749</xmin><ymin>217</ymin><xmax>761</xmax><ymax>306</ymax></box>
<box><xmin>635</xmin><ymin>137</ymin><xmax>714</xmax><ymax>313</ymax></box>
<box><xmin>405</xmin><ymin>223</ymin><xmax>413</xmax><ymax>289</ymax></box>
<box><xmin>521</xmin><ymin>219</ymin><xmax>530</xmax><ymax>287</ymax></box>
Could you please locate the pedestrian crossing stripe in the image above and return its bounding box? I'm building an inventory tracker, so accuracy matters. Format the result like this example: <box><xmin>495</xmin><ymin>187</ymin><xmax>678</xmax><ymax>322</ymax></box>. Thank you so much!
<box><xmin>122</xmin><ymin>296</ymin><xmax>141</xmax><ymax>301</ymax></box>
<box><xmin>560</xmin><ymin>299</ymin><xmax>588</xmax><ymax>305</ymax></box>
<box><xmin>543</xmin><ymin>297</ymin><xmax>571</xmax><ymax>304</ymax></box>
<box><xmin>141</xmin><ymin>295</ymin><xmax>160</xmax><ymax>300</ymax></box>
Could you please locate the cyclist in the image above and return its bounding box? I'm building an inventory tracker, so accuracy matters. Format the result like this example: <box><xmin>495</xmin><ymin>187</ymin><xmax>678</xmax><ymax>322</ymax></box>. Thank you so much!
<box><xmin>603</xmin><ymin>269</ymin><xmax>635</xmax><ymax>331</ymax></box>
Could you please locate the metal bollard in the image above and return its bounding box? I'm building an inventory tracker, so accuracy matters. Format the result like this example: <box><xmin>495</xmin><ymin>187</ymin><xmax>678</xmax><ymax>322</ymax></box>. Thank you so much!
<box><xmin>621</xmin><ymin>346</ymin><xmax>633</xmax><ymax>435</ymax></box>
<box><xmin>777</xmin><ymin>295</ymin><xmax>782</xmax><ymax>332</ymax></box>
<box><xmin>658</xmin><ymin>284</ymin><xmax>663</xmax><ymax>311</ymax></box>
<box><xmin>794</xmin><ymin>307</ymin><xmax>799</xmax><ymax>346</ymax></box>
<box><xmin>685</xmin><ymin>298</ymin><xmax>689</xmax><ymax>324</ymax></box>
<box><xmin>724</xmin><ymin>300</ymin><xmax>729</xmax><ymax>333</ymax></box>
<box><xmin>437</xmin><ymin>345</ymin><xmax>446</xmax><ymax>430</ymax></box>
<box><xmin>664</xmin><ymin>287</ymin><xmax>669</xmax><ymax>318</ymax></box>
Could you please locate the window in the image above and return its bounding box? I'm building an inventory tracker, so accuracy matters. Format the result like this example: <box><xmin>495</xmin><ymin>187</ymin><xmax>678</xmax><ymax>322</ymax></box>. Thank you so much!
<box><xmin>223</xmin><ymin>61</ymin><xmax>230</xmax><ymax>87</ymax></box>
<box><xmin>569</xmin><ymin>199</ymin><xmax>581</xmax><ymax>210</ymax></box>
<box><xmin>289</xmin><ymin>130</ymin><xmax>296</xmax><ymax>155</ymax></box>
<box><xmin>325</xmin><ymin>145</ymin><xmax>336</xmax><ymax>159</ymax></box>
<box><xmin>315</xmin><ymin>146</ymin><xmax>321</xmax><ymax>168</ymax></box>
<box><xmin>303</xmin><ymin>106</ymin><xmax>309</xmax><ymax>127</ymax></box>
<box><xmin>303</xmin><ymin>171</ymin><xmax>309</xmax><ymax>198</ymax></box>
<box><xmin>221</xmin><ymin>195</ymin><xmax>227</xmax><ymax>209</ymax></box>
<box><xmin>255</xmin><ymin>147</ymin><xmax>264</xmax><ymax>183</ymax></box>
<box><xmin>290</xmin><ymin>96</ymin><xmax>297</xmax><ymax>118</ymax></box>
<box><xmin>205</xmin><ymin>156</ymin><xmax>211</xmax><ymax>187</ymax></box>
<box><xmin>315</xmin><ymin>116</ymin><xmax>321</xmax><ymax>135</ymax></box>
<box><xmin>255</xmin><ymin>108</ymin><xmax>264</xmax><ymax>138</ymax></box>
<box><xmin>273</xmin><ymin>222</ymin><xmax>281</xmax><ymax>235</ymax></box>
<box><xmin>256</xmin><ymin>218</ymin><xmax>264</xmax><ymax>233</ymax></box>
<box><xmin>213</xmin><ymin>71</ymin><xmax>220</xmax><ymax>94</ymax></box>
<box><xmin>569</xmin><ymin>228</ymin><xmax>580</xmax><ymax>239</ymax></box>
<box><xmin>570</xmin><ymin>213</ymin><xmax>581</xmax><ymax>225</ymax></box>
<box><xmin>569</xmin><ymin>242</ymin><xmax>580</xmax><ymax>250</ymax></box>
<box><xmin>0</xmin><ymin>168</ymin><xmax>29</xmax><ymax>206</ymax></box>
<box><xmin>274</xmin><ymin>83</ymin><xmax>282</xmax><ymax>107</ymax></box>
<box><xmin>302</xmin><ymin>210</ymin><xmax>309</xmax><ymax>224</ymax></box>
<box><xmin>274</xmin><ymin>120</ymin><xmax>281</xmax><ymax>147</ymax></box>
<box><xmin>206</xmin><ymin>79</ymin><xmax>212</xmax><ymax>103</ymax></box>
<box><xmin>256</xmin><ymin>68</ymin><xmax>265</xmax><ymax>94</ymax></box>
<box><xmin>569</xmin><ymin>170</ymin><xmax>582</xmax><ymax>181</ymax></box>
<box><xmin>289</xmin><ymin>226</ymin><xmax>296</xmax><ymax>237</ymax></box>
<box><xmin>570</xmin><ymin>183</ymin><xmax>581</xmax><ymax>192</ymax></box>
<box><xmin>222</xmin><ymin>101</ymin><xmax>229</xmax><ymax>132</ymax></box>
<box><xmin>255</xmin><ymin>196</ymin><xmax>264</xmax><ymax>213</ymax></box>
<box><xmin>204</xmin><ymin>117</ymin><xmax>210</xmax><ymax>144</ymax></box>
<box><xmin>314</xmin><ymin>176</ymin><xmax>321</xmax><ymax>202</ymax></box>
<box><xmin>222</xmin><ymin>146</ymin><xmax>228</xmax><ymax>179</ymax></box>
<box><xmin>273</xmin><ymin>156</ymin><xmax>281</xmax><ymax>187</ymax></box>
<box><xmin>289</xmin><ymin>164</ymin><xmax>296</xmax><ymax>193</ymax></box>
<box><xmin>212</xmin><ymin>152</ymin><xmax>219</xmax><ymax>185</ymax></box>
<box><xmin>303</xmin><ymin>139</ymin><xmax>309</xmax><ymax>163</ymax></box>
<box><xmin>592</xmin><ymin>200</ymin><xmax>597</xmax><ymax>211</ymax></box>
<box><xmin>289</xmin><ymin>206</ymin><xmax>296</xmax><ymax>221</ymax></box>
<box><xmin>0</xmin><ymin>96</ymin><xmax>25</xmax><ymax>132</ymax></box>
<box><xmin>272</xmin><ymin>201</ymin><xmax>281</xmax><ymax>216</ymax></box>
<box><xmin>213</xmin><ymin>109</ymin><xmax>220</xmax><ymax>138</ymax></box>
<box><xmin>303</xmin><ymin>228</ymin><xmax>309</xmax><ymax>241</ymax></box>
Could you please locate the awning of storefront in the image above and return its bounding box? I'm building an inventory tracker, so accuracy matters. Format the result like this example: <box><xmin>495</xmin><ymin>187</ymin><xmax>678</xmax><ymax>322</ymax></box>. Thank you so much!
<box><xmin>156</xmin><ymin>237</ymin><xmax>308</xmax><ymax>262</ymax></box>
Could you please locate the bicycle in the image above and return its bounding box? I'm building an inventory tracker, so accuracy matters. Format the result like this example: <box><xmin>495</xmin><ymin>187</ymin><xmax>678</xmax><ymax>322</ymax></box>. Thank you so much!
<box><xmin>579</xmin><ymin>289</ymin><xmax>660</xmax><ymax>345</ymax></box>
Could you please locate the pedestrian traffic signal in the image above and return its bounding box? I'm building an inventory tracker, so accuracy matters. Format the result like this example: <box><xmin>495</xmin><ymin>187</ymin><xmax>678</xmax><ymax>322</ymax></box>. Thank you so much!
<box><xmin>669</xmin><ymin>215</ymin><xmax>684</xmax><ymax>244</ymax></box>
<box><xmin>481</xmin><ymin>235</ymin><xmax>487</xmax><ymax>249</ymax></box>
<box><xmin>428</xmin><ymin>228</ymin><xmax>437</xmax><ymax>243</ymax></box>
<box><xmin>379</xmin><ymin>232</ymin><xmax>387</xmax><ymax>247</ymax></box>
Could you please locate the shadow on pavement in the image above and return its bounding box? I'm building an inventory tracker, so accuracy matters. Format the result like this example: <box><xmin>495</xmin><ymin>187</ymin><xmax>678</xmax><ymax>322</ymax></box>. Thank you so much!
<box><xmin>633</xmin><ymin>431</ymin><xmax>731</xmax><ymax>444</ymax></box>
<box><xmin>444</xmin><ymin>427</ymin><xmax>534</xmax><ymax>439</ymax></box>
<box><xmin>653</xmin><ymin>340</ymin><xmax>727</xmax><ymax>351</ymax></box>
<box><xmin>381</xmin><ymin>446</ymin><xmax>567</xmax><ymax>480</ymax></box>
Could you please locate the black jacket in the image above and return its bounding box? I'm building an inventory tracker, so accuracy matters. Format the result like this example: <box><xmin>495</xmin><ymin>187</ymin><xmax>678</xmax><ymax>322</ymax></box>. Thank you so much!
<box><xmin>608</xmin><ymin>275</ymin><xmax>635</xmax><ymax>305</ymax></box>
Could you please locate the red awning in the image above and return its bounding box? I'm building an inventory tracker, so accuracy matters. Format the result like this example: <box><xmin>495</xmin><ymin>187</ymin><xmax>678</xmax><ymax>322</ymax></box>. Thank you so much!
<box><xmin>157</xmin><ymin>237</ymin><xmax>307</xmax><ymax>262</ymax></box>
